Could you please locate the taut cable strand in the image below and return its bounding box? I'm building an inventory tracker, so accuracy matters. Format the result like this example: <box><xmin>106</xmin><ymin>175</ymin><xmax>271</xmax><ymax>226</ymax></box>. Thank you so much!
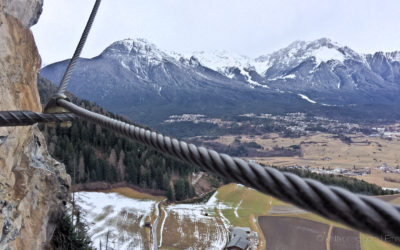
<box><xmin>0</xmin><ymin>111</ymin><xmax>78</xmax><ymax>126</ymax></box>
<box><xmin>54</xmin><ymin>0</ymin><xmax>101</xmax><ymax>98</ymax></box>
<box><xmin>57</xmin><ymin>98</ymin><xmax>400</xmax><ymax>246</ymax></box>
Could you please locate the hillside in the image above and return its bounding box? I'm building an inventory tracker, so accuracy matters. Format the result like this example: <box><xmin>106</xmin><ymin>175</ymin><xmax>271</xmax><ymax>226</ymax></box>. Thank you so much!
<box><xmin>38</xmin><ymin>76</ymin><xmax>220</xmax><ymax>201</ymax></box>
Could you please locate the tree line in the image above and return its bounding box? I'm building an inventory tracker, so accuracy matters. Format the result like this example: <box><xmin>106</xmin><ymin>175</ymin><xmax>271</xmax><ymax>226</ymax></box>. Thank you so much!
<box><xmin>38</xmin><ymin>76</ymin><xmax>198</xmax><ymax>201</ymax></box>
<box><xmin>279</xmin><ymin>167</ymin><xmax>397</xmax><ymax>195</ymax></box>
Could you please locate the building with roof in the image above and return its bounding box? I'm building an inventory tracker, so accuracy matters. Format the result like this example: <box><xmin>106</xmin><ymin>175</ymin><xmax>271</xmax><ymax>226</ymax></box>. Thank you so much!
<box><xmin>226</xmin><ymin>227</ymin><xmax>252</xmax><ymax>250</ymax></box>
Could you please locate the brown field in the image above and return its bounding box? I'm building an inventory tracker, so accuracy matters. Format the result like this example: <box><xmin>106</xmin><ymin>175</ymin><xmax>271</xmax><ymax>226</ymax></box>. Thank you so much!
<box><xmin>356</xmin><ymin>170</ymin><xmax>400</xmax><ymax>189</ymax></box>
<box><xmin>330</xmin><ymin>227</ymin><xmax>361</xmax><ymax>250</ymax></box>
<box><xmin>374</xmin><ymin>193</ymin><xmax>400</xmax><ymax>202</ymax></box>
<box><xmin>210</xmin><ymin>133</ymin><xmax>400</xmax><ymax>170</ymax></box>
<box><xmin>268</xmin><ymin>205</ymin><xmax>307</xmax><ymax>215</ymax></box>
<box><xmin>159</xmin><ymin>204</ymin><xmax>229</xmax><ymax>249</ymax></box>
<box><xmin>103</xmin><ymin>187</ymin><xmax>165</xmax><ymax>200</ymax></box>
<box><xmin>258</xmin><ymin>216</ymin><xmax>329</xmax><ymax>250</ymax></box>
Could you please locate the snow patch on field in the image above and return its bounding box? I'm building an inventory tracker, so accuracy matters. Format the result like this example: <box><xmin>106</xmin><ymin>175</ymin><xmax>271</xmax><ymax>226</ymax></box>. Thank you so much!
<box><xmin>77</xmin><ymin>190</ymin><xmax>233</xmax><ymax>250</ymax></box>
<box><xmin>158</xmin><ymin>207</ymin><xmax>168</xmax><ymax>247</ymax></box>
<box><xmin>76</xmin><ymin>192</ymin><xmax>156</xmax><ymax>249</ymax></box>
<box><xmin>162</xmin><ymin>191</ymin><xmax>231</xmax><ymax>249</ymax></box>
<box><xmin>234</xmin><ymin>200</ymin><xmax>243</xmax><ymax>218</ymax></box>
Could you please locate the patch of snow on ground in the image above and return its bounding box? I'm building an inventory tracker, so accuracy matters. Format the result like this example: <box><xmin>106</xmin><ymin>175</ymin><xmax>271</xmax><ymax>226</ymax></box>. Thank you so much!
<box><xmin>234</xmin><ymin>200</ymin><xmax>243</xmax><ymax>218</ymax></box>
<box><xmin>298</xmin><ymin>94</ymin><xmax>317</xmax><ymax>104</ymax></box>
<box><xmin>208</xmin><ymin>191</ymin><xmax>231</xmax><ymax>230</ymax></box>
<box><xmin>162</xmin><ymin>191</ymin><xmax>231</xmax><ymax>249</ymax></box>
<box><xmin>76</xmin><ymin>192</ymin><xmax>156</xmax><ymax>250</ymax></box>
<box><xmin>158</xmin><ymin>207</ymin><xmax>167</xmax><ymax>247</ymax></box>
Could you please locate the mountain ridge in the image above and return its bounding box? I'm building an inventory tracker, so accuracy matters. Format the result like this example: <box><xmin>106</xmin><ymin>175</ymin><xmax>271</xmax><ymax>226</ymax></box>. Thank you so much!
<box><xmin>40</xmin><ymin>37</ymin><xmax>400</xmax><ymax>127</ymax></box>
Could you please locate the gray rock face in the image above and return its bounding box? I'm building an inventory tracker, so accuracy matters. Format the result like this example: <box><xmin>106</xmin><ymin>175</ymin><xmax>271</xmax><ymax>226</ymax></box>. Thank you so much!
<box><xmin>1</xmin><ymin>0</ymin><xmax>43</xmax><ymax>27</ymax></box>
<box><xmin>0</xmin><ymin>1</ymin><xmax>70</xmax><ymax>249</ymax></box>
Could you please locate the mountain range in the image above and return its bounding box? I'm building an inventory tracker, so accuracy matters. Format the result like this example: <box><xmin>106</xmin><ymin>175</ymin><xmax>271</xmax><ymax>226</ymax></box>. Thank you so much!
<box><xmin>40</xmin><ymin>38</ymin><xmax>400</xmax><ymax>127</ymax></box>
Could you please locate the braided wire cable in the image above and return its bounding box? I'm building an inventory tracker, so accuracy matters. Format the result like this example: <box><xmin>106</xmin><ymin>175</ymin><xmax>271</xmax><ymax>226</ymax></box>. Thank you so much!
<box><xmin>57</xmin><ymin>98</ymin><xmax>400</xmax><ymax>245</ymax></box>
<box><xmin>0</xmin><ymin>110</ymin><xmax>78</xmax><ymax>126</ymax></box>
<box><xmin>54</xmin><ymin>0</ymin><xmax>101</xmax><ymax>98</ymax></box>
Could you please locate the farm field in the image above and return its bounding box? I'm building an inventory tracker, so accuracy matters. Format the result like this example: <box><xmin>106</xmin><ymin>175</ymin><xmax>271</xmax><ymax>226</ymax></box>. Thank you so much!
<box><xmin>77</xmin><ymin>189</ymin><xmax>231</xmax><ymax>250</ymax></box>
<box><xmin>215</xmin><ymin>184</ymin><xmax>400</xmax><ymax>250</ymax></box>
<box><xmin>76</xmin><ymin>184</ymin><xmax>400</xmax><ymax>250</ymax></box>
<box><xmin>330</xmin><ymin>227</ymin><xmax>361</xmax><ymax>250</ymax></box>
<box><xmin>75</xmin><ymin>191</ymin><xmax>160</xmax><ymax>249</ymax></box>
<box><xmin>206</xmin><ymin>133</ymin><xmax>400</xmax><ymax>170</ymax></box>
<box><xmin>158</xmin><ymin>197</ymin><xmax>229</xmax><ymax>249</ymax></box>
<box><xmin>259</xmin><ymin>216</ymin><xmax>330</xmax><ymax>250</ymax></box>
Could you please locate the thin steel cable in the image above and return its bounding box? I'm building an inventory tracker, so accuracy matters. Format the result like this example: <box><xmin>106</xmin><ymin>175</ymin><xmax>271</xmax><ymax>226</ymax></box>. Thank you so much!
<box><xmin>0</xmin><ymin>111</ymin><xmax>78</xmax><ymax>126</ymax></box>
<box><xmin>57</xmin><ymin>98</ymin><xmax>400</xmax><ymax>245</ymax></box>
<box><xmin>54</xmin><ymin>0</ymin><xmax>101</xmax><ymax>97</ymax></box>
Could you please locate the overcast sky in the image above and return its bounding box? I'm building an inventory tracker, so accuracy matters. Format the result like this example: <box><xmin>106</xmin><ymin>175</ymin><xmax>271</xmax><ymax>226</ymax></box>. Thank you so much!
<box><xmin>32</xmin><ymin>0</ymin><xmax>400</xmax><ymax>65</ymax></box>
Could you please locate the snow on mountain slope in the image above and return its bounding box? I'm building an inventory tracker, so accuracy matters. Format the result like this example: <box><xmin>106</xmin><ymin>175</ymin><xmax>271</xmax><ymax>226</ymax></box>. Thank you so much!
<box><xmin>190</xmin><ymin>50</ymin><xmax>252</xmax><ymax>73</ymax></box>
<box><xmin>311</xmin><ymin>46</ymin><xmax>345</xmax><ymax>66</ymax></box>
<box><xmin>186</xmin><ymin>50</ymin><xmax>271</xmax><ymax>87</ymax></box>
<box><xmin>102</xmin><ymin>38</ymin><xmax>181</xmax><ymax>70</ymax></box>
<box><xmin>386</xmin><ymin>51</ymin><xmax>400</xmax><ymax>62</ymax></box>
<box><xmin>298</xmin><ymin>94</ymin><xmax>317</xmax><ymax>104</ymax></box>
<box><xmin>258</xmin><ymin>38</ymin><xmax>366</xmax><ymax>79</ymax></box>
<box><xmin>41</xmin><ymin>36</ymin><xmax>400</xmax><ymax>110</ymax></box>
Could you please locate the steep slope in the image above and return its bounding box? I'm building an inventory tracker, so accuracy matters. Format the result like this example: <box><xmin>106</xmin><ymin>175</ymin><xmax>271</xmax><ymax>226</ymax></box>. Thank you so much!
<box><xmin>0</xmin><ymin>1</ymin><xmax>70</xmax><ymax>249</ymax></box>
<box><xmin>189</xmin><ymin>38</ymin><xmax>400</xmax><ymax>105</ymax></box>
<box><xmin>257</xmin><ymin>38</ymin><xmax>400</xmax><ymax>104</ymax></box>
<box><xmin>38</xmin><ymin>76</ymin><xmax>202</xmax><ymax>202</ymax></box>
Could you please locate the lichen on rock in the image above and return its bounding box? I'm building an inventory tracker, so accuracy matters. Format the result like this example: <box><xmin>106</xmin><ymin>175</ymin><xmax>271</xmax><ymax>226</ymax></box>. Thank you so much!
<box><xmin>0</xmin><ymin>0</ymin><xmax>71</xmax><ymax>249</ymax></box>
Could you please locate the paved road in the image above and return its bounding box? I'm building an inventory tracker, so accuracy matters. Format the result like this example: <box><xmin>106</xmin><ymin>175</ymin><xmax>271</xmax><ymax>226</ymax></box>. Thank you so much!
<box><xmin>152</xmin><ymin>201</ymin><xmax>164</xmax><ymax>250</ymax></box>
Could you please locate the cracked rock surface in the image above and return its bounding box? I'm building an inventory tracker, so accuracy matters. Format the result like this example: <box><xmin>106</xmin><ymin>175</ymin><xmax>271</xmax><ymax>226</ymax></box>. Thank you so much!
<box><xmin>0</xmin><ymin>1</ymin><xmax>70</xmax><ymax>249</ymax></box>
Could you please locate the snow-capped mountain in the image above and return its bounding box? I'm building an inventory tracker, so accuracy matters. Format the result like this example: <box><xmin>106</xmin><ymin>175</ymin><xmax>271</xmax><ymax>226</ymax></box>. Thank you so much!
<box><xmin>40</xmin><ymin>37</ymin><xmax>400</xmax><ymax>124</ymax></box>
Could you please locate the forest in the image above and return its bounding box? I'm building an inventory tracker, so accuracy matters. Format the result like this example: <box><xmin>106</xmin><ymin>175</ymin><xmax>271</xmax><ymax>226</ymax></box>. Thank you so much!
<box><xmin>38</xmin><ymin>76</ymin><xmax>197</xmax><ymax>201</ymax></box>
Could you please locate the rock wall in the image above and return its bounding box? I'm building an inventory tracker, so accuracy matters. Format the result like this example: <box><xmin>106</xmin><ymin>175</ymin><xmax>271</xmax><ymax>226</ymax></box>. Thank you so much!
<box><xmin>0</xmin><ymin>0</ymin><xmax>70</xmax><ymax>249</ymax></box>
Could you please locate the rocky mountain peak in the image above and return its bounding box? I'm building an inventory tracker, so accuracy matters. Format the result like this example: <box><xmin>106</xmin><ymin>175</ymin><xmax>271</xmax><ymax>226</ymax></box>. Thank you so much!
<box><xmin>259</xmin><ymin>38</ymin><xmax>363</xmax><ymax>72</ymax></box>
<box><xmin>102</xmin><ymin>38</ymin><xmax>168</xmax><ymax>59</ymax></box>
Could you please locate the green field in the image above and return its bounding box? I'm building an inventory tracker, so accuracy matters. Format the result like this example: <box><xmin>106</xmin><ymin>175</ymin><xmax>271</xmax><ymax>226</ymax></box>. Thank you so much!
<box><xmin>215</xmin><ymin>183</ymin><xmax>400</xmax><ymax>250</ymax></box>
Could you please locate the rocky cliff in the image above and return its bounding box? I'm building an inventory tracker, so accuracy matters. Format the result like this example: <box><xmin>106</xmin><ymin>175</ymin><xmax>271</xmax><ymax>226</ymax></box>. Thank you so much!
<box><xmin>0</xmin><ymin>0</ymin><xmax>70</xmax><ymax>249</ymax></box>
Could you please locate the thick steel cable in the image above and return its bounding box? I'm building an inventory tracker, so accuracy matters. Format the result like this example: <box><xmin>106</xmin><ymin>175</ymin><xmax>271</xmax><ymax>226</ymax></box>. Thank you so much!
<box><xmin>53</xmin><ymin>0</ymin><xmax>101</xmax><ymax>98</ymax></box>
<box><xmin>0</xmin><ymin>111</ymin><xmax>78</xmax><ymax>126</ymax></box>
<box><xmin>57</xmin><ymin>98</ymin><xmax>400</xmax><ymax>245</ymax></box>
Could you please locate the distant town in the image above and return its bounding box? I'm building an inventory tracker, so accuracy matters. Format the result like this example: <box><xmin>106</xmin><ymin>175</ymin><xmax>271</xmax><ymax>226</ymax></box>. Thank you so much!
<box><xmin>164</xmin><ymin>112</ymin><xmax>400</xmax><ymax>138</ymax></box>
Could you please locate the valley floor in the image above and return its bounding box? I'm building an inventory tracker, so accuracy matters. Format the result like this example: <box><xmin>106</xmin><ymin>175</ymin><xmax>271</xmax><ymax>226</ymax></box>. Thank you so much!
<box><xmin>198</xmin><ymin>132</ymin><xmax>400</xmax><ymax>190</ymax></box>
<box><xmin>76</xmin><ymin>184</ymin><xmax>400</xmax><ymax>250</ymax></box>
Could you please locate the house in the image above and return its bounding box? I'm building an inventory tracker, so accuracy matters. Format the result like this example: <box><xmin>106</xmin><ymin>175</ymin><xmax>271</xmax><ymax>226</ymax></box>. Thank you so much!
<box><xmin>226</xmin><ymin>236</ymin><xmax>249</xmax><ymax>250</ymax></box>
<box><xmin>226</xmin><ymin>227</ymin><xmax>251</xmax><ymax>250</ymax></box>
